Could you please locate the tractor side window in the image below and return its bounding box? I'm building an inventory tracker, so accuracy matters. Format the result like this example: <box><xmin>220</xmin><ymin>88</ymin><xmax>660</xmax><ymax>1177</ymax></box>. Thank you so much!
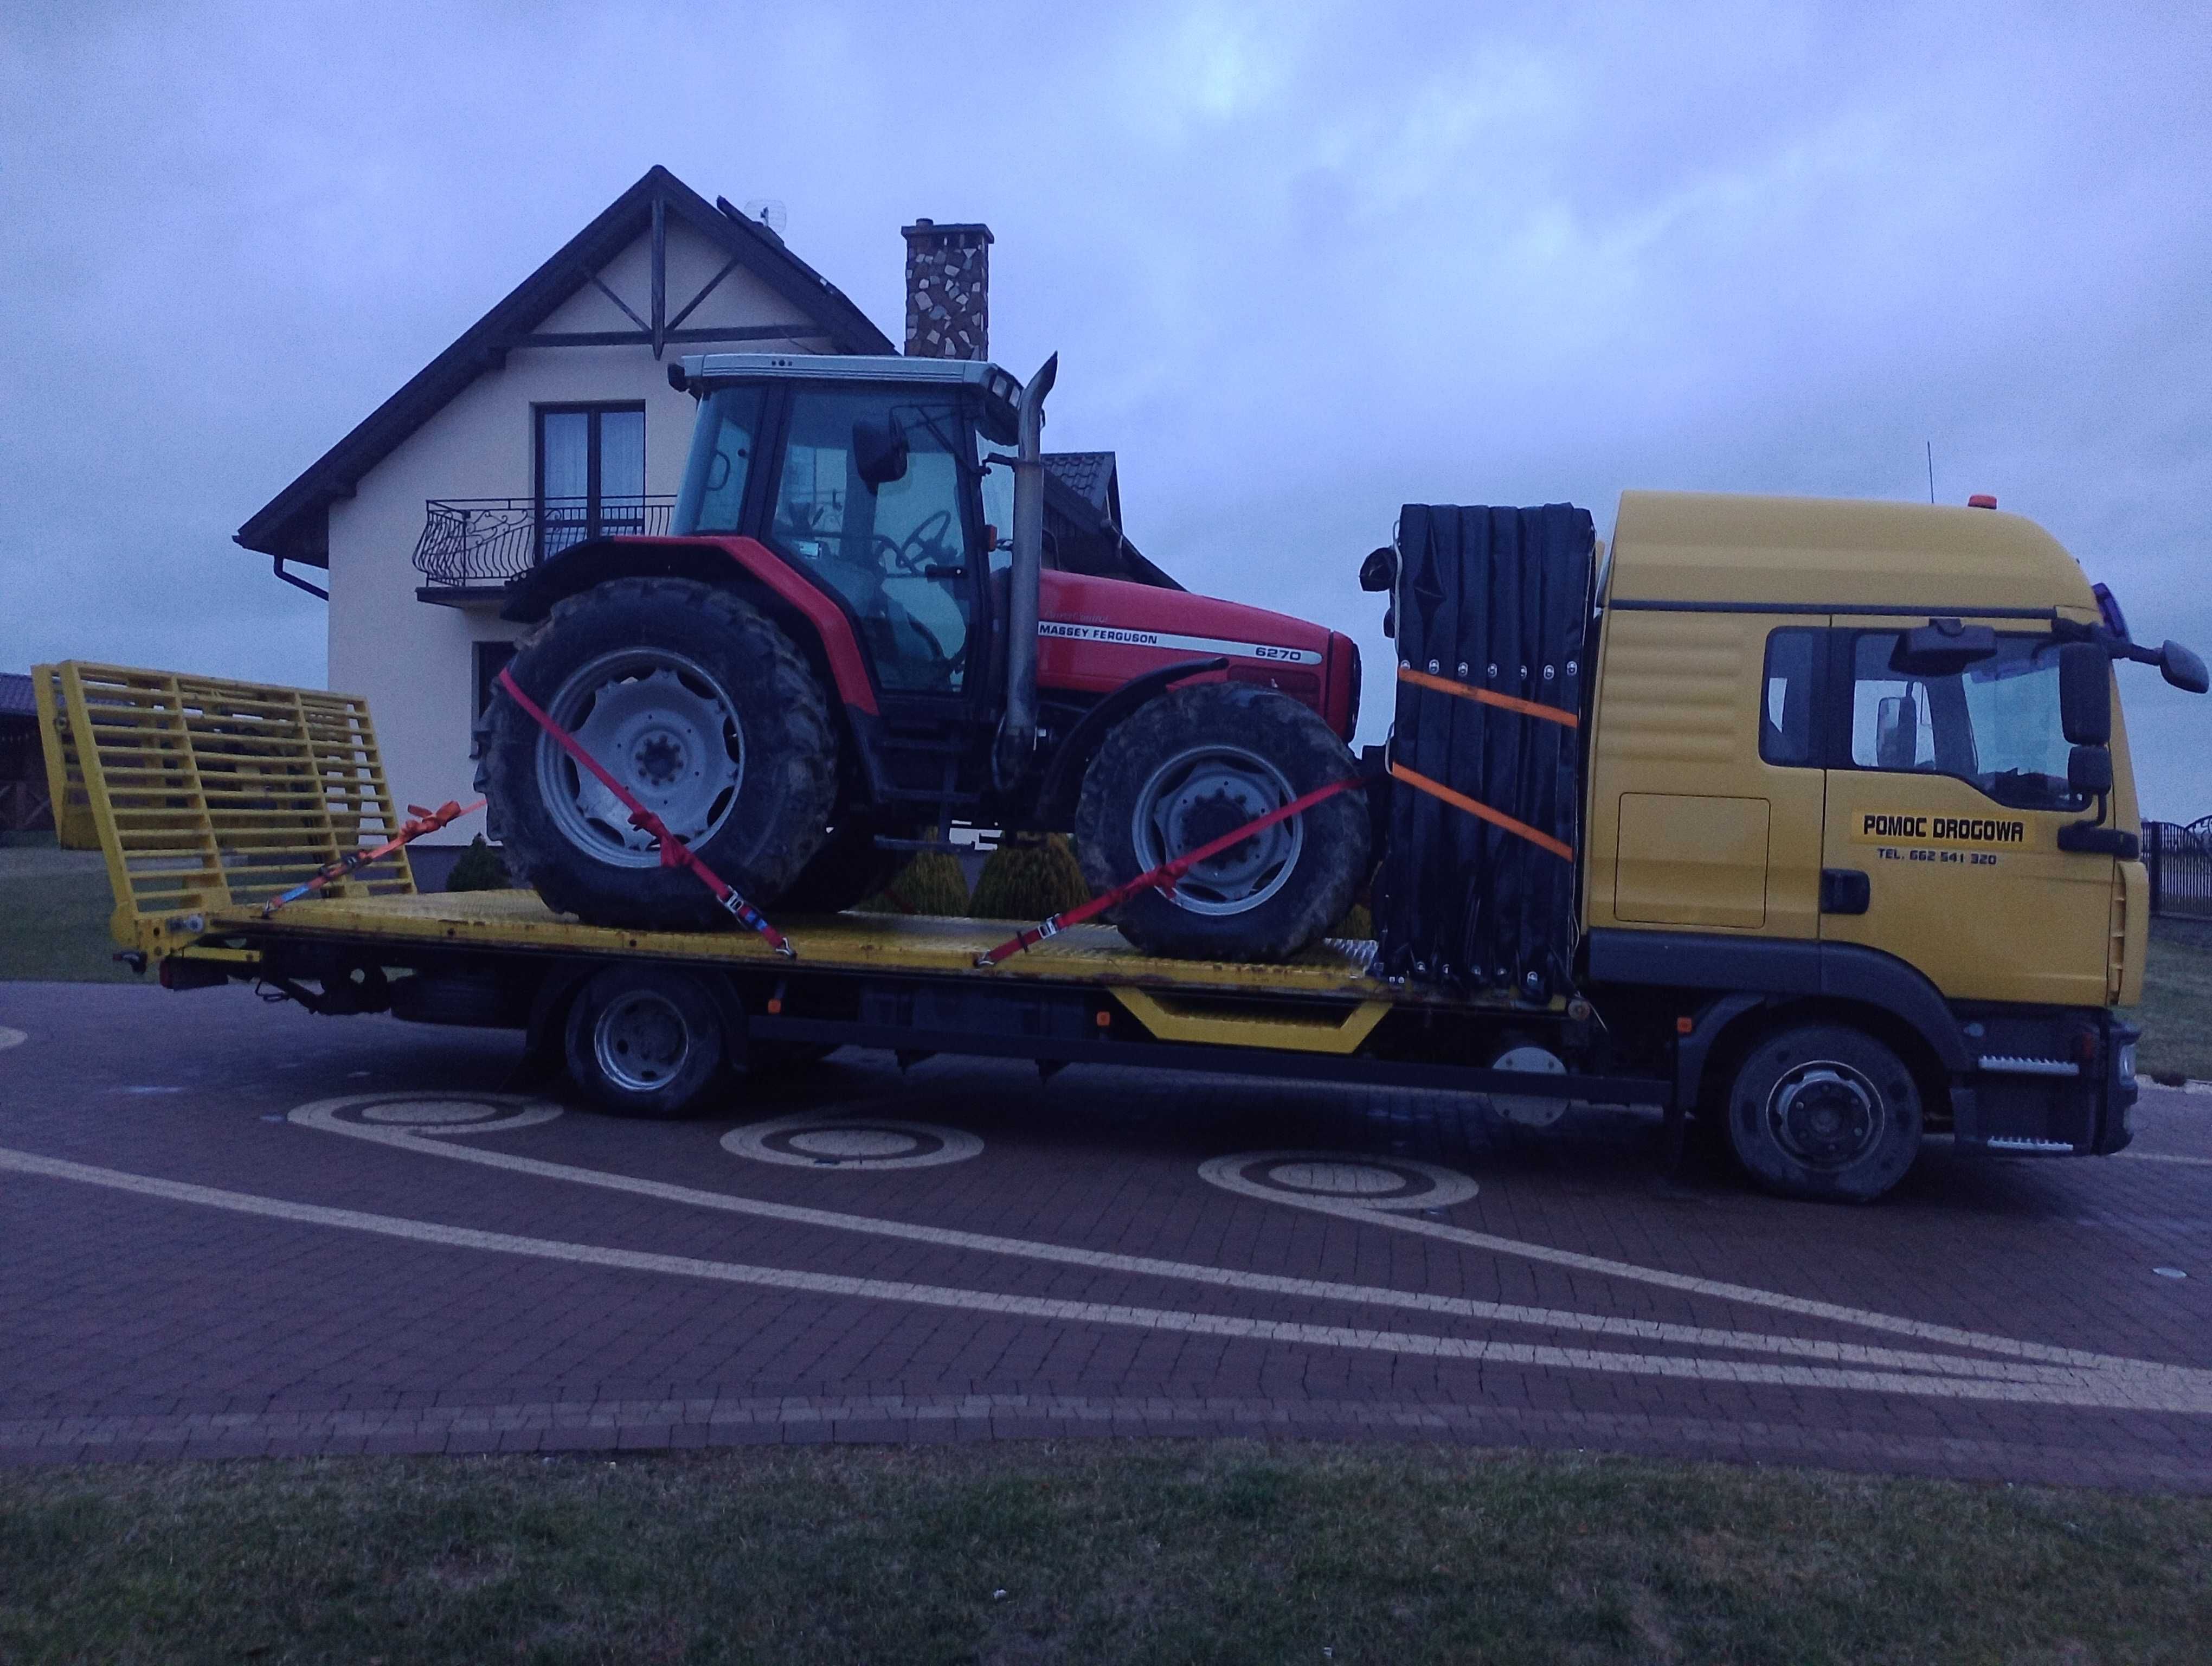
<box><xmin>976</xmin><ymin>427</ymin><xmax>1015</xmax><ymax>577</ymax></box>
<box><xmin>1847</xmin><ymin>632</ymin><xmax>2081</xmax><ymax>810</ymax></box>
<box><xmin>672</xmin><ymin>386</ymin><xmax>764</xmax><ymax>535</ymax></box>
<box><xmin>1759</xmin><ymin>629</ymin><xmax>1818</xmax><ymax>766</ymax></box>
<box><xmin>772</xmin><ymin>390</ymin><xmax>974</xmax><ymax>695</ymax></box>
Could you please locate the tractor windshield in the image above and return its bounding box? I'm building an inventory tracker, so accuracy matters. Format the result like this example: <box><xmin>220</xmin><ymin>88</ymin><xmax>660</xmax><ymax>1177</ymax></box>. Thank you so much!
<box><xmin>770</xmin><ymin>388</ymin><xmax>978</xmax><ymax>696</ymax></box>
<box><xmin>671</xmin><ymin>386</ymin><xmax>766</xmax><ymax>536</ymax></box>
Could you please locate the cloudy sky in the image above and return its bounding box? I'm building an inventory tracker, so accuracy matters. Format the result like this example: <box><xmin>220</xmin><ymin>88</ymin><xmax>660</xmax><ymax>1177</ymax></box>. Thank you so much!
<box><xmin>5</xmin><ymin>2</ymin><xmax>2208</xmax><ymax>815</ymax></box>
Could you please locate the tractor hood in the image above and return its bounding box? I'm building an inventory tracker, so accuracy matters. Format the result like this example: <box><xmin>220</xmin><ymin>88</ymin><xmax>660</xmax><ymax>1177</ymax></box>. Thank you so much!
<box><xmin>1037</xmin><ymin>570</ymin><xmax>1361</xmax><ymax>740</ymax></box>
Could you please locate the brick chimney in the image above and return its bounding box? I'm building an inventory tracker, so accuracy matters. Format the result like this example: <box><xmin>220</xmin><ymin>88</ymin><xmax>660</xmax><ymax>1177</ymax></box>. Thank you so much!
<box><xmin>901</xmin><ymin>219</ymin><xmax>993</xmax><ymax>359</ymax></box>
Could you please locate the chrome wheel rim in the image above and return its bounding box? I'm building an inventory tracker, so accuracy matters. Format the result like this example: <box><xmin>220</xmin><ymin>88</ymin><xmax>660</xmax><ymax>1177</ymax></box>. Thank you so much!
<box><xmin>536</xmin><ymin>649</ymin><xmax>744</xmax><ymax>869</ymax></box>
<box><xmin>1129</xmin><ymin>744</ymin><xmax>1301</xmax><ymax>915</ymax></box>
<box><xmin>592</xmin><ymin>989</ymin><xmax>692</xmax><ymax>1093</ymax></box>
<box><xmin>1766</xmin><ymin>1059</ymin><xmax>1883</xmax><ymax>1170</ymax></box>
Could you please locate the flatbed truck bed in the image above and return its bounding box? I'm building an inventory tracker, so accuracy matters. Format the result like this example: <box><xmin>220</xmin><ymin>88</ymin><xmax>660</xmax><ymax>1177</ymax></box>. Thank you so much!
<box><xmin>35</xmin><ymin>661</ymin><xmax>1667</xmax><ymax>1122</ymax></box>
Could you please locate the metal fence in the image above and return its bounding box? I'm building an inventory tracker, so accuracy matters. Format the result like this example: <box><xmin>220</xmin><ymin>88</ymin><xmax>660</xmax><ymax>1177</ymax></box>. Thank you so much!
<box><xmin>413</xmin><ymin>497</ymin><xmax>676</xmax><ymax>587</ymax></box>
<box><xmin>2146</xmin><ymin>816</ymin><xmax>2212</xmax><ymax>919</ymax></box>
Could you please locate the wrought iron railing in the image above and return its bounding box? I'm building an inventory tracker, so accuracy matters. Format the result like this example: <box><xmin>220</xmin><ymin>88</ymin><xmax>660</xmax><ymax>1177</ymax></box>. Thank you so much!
<box><xmin>2146</xmin><ymin>816</ymin><xmax>2212</xmax><ymax>920</ymax></box>
<box><xmin>413</xmin><ymin>497</ymin><xmax>675</xmax><ymax>586</ymax></box>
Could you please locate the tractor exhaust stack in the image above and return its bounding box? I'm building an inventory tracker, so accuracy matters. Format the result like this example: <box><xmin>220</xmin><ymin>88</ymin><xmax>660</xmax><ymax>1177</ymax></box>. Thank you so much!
<box><xmin>996</xmin><ymin>351</ymin><xmax>1057</xmax><ymax>789</ymax></box>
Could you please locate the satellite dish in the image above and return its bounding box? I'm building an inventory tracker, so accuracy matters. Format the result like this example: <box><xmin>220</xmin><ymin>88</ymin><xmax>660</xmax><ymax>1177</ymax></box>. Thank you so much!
<box><xmin>742</xmin><ymin>198</ymin><xmax>788</xmax><ymax>234</ymax></box>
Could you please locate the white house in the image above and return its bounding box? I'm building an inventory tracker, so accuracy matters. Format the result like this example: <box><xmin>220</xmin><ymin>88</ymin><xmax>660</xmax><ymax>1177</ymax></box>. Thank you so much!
<box><xmin>236</xmin><ymin>166</ymin><xmax>1143</xmax><ymax>884</ymax></box>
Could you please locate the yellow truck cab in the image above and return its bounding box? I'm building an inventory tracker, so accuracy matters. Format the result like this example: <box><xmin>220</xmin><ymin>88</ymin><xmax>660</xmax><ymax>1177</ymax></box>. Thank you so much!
<box><xmin>1580</xmin><ymin>490</ymin><xmax>2200</xmax><ymax>1197</ymax></box>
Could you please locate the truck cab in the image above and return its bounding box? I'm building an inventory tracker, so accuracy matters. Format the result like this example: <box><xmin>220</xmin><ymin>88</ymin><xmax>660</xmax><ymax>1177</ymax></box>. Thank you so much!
<box><xmin>1583</xmin><ymin>490</ymin><xmax>2204</xmax><ymax>1165</ymax></box>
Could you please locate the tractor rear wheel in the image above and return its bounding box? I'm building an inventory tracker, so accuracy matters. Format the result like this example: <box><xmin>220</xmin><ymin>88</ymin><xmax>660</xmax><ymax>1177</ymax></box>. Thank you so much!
<box><xmin>1075</xmin><ymin>683</ymin><xmax>1367</xmax><ymax>962</ymax></box>
<box><xmin>483</xmin><ymin>577</ymin><xmax>837</xmax><ymax>931</ymax></box>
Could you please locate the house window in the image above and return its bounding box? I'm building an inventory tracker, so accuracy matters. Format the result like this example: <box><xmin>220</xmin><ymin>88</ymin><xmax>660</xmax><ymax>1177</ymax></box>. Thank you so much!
<box><xmin>536</xmin><ymin>405</ymin><xmax>646</xmax><ymax>560</ymax></box>
<box><xmin>474</xmin><ymin>641</ymin><xmax>517</xmax><ymax>717</ymax></box>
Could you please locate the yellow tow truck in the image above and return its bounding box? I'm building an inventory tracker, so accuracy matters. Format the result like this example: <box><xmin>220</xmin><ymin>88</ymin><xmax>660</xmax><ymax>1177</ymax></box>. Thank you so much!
<box><xmin>35</xmin><ymin>490</ymin><xmax>2204</xmax><ymax>1203</ymax></box>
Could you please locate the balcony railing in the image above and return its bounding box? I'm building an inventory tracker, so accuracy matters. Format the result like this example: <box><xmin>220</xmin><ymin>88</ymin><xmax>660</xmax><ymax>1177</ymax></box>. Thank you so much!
<box><xmin>413</xmin><ymin>497</ymin><xmax>676</xmax><ymax>587</ymax></box>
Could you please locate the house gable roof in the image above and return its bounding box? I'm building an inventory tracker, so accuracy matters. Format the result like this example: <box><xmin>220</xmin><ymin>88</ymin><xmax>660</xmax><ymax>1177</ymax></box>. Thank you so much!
<box><xmin>235</xmin><ymin>166</ymin><xmax>896</xmax><ymax>567</ymax></box>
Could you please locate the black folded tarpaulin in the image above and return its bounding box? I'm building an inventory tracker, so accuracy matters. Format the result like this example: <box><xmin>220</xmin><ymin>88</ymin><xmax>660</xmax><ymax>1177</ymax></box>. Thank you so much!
<box><xmin>1372</xmin><ymin>504</ymin><xmax>1596</xmax><ymax>998</ymax></box>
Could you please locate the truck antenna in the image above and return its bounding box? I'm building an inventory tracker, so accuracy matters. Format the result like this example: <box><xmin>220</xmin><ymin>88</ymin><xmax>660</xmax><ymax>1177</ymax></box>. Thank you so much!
<box><xmin>1926</xmin><ymin>440</ymin><xmax>1935</xmax><ymax>504</ymax></box>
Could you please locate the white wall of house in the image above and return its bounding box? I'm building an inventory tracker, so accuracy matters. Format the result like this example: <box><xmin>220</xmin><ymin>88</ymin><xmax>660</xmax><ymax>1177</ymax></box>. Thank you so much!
<box><xmin>325</xmin><ymin>216</ymin><xmax>838</xmax><ymax>841</ymax></box>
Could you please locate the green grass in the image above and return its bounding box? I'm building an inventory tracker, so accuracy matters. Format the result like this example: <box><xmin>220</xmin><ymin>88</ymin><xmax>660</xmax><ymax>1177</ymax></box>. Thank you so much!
<box><xmin>0</xmin><ymin>852</ymin><xmax>138</xmax><ymax>983</ymax></box>
<box><xmin>2</xmin><ymin>1444</ymin><xmax>2206</xmax><ymax>1664</ymax></box>
<box><xmin>2139</xmin><ymin>917</ymin><xmax>2212</xmax><ymax>1084</ymax></box>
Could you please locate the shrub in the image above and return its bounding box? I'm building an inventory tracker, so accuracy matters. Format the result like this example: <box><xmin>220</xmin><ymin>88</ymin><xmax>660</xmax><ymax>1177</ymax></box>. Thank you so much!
<box><xmin>445</xmin><ymin>835</ymin><xmax>512</xmax><ymax>892</ymax></box>
<box><xmin>856</xmin><ymin>850</ymin><xmax>971</xmax><ymax>916</ymax></box>
<box><xmin>970</xmin><ymin>834</ymin><xmax>1090</xmax><ymax>922</ymax></box>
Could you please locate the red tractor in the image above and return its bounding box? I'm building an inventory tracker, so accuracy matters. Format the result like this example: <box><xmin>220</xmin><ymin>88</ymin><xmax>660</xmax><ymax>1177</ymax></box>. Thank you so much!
<box><xmin>480</xmin><ymin>352</ymin><xmax>1367</xmax><ymax>960</ymax></box>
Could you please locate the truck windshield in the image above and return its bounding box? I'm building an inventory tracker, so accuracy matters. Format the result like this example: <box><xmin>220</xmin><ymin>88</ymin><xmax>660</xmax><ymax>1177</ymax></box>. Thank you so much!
<box><xmin>672</xmin><ymin>386</ymin><xmax>766</xmax><ymax>535</ymax></box>
<box><xmin>1848</xmin><ymin>632</ymin><xmax>2084</xmax><ymax>811</ymax></box>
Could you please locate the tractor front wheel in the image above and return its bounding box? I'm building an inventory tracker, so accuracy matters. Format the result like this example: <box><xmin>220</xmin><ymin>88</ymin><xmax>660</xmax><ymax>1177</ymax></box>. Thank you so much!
<box><xmin>1075</xmin><ymin>683</ymin><xmax>1367</xmax><ymax>962</ymax></box>
<box><xmin>483</xmin><ymin>577</ymin><xmax>837</xmax><ymax>932</ymax></box>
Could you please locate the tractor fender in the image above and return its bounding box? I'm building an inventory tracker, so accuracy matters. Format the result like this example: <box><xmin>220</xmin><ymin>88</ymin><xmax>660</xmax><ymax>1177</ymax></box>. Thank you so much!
<box><xmin>499</xmin><ymin>534</ymin><xmax>879</xmax><ymax>716</ymax></box>
<box><xmin>1032</xmin><ymin>657</ymin><xmax>1227</xmax><ymax>827</ymax></box>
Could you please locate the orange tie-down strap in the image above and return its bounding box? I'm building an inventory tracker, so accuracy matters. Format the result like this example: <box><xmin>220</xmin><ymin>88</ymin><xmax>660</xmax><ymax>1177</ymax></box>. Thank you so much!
<box><xmin>1397</xmin><ymin>665</ymin><xmax>1579</xmax><ymax>727</ymax></box>
<box><xmin>1388</xmin><ymin>762</ymin><xmax>1575</xmax><ymax>862</ymax></box>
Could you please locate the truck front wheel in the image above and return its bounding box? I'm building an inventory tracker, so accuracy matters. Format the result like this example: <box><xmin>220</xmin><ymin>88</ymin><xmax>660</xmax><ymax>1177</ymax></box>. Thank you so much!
<box><xmin>1724</xmin><ymin>1023</ymin><xmax>1922</xmax><ymax>1203</ymax></box>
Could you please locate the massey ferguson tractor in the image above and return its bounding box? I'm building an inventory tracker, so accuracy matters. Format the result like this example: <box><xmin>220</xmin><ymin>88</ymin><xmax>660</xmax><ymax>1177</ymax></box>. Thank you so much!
<box><xmin>480</xmin><ymin>351</ymin><xmax>1369</xmax><ymax>960</ymax></box>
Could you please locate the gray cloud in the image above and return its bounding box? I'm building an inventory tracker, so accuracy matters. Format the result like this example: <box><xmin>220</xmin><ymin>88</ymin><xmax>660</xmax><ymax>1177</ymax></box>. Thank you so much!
<box><xmin>4</xmin><ymin>0</ymin><xmax>2207</xmax><ymax>812</ymax></box>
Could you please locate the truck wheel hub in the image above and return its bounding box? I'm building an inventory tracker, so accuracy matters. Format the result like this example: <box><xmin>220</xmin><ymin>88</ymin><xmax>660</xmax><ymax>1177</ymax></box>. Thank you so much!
<box><xmin>539</xmin><ymin>652</ymin><xmax>744</xmax><ymax>869</ymax></box>
<box><xmin>1767</xmin><ymin>1062</ymin><xmax>1881</xmax><ymax>1169</ymax></box>
<box><xmin>593</xmin><ymin>989</ymin><xmax>691</xmax><ymax>1093</ymax></box>
<box><xmin>1133</xmin><ymin>746</ymin><xmax>1302</xmax><ymax>915</ymax></box>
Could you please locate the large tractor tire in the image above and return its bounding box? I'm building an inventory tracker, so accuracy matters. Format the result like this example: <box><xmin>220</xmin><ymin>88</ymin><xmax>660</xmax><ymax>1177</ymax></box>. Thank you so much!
<box><xmin>482</xmin><ymin>577</ymin><xmax>837</xmax><ymax>932</ymax></box>
<box><xmin>1075</xmin><ymin>683</ymin><xmax>1367</xmax><ymax>962</ymax></box>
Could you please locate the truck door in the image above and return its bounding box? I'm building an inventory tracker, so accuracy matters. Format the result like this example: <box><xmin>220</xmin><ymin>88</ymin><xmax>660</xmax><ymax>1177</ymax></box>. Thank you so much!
<box><xmin>1818</xmin><ymin>620</ymin><xmax>2111</xmax><ymax>1007</ymax></box>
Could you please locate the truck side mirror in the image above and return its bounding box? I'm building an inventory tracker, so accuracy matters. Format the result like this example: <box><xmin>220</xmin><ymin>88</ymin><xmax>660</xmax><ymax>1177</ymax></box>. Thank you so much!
<box><xmin>2159</xmin><ymin>639</ymin><xmax>2210</xmax><ymax>694</ymax></box>
<box><xmin>851</xmin><ymin>415</ymin><xmax>909</xmax><ymax>490</ymax></box>
<box><xmin>1875</xmin><ymin>694</ymin><xmax>1919</xmax><ymax>769</ymax></box>
<box><xmin>2067</xmin><ymin>744</ymin><xmax>2113</xmax><ymax>797</ymax></box>
<box><xmin>2058</xmin><ymin>642</ymin><xmax>2111</xmax><ymax>745</ymax></box>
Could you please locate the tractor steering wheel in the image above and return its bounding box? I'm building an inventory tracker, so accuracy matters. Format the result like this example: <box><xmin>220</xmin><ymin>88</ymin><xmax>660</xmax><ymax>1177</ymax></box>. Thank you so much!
<box><xmin>874</xmin><ymin>508</ymin><xmax>958</xmax><ymax>575</ymax></box>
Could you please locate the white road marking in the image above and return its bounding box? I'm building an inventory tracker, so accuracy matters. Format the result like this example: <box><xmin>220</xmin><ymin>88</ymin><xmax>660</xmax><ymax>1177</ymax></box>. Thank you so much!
<box><xmin>281</xmin><ymin>1100</ymin><xmax>2211</xmax><ymax>1393</ymax></box>
<box><xmin>2121</xmin><ymin>1151</ymin><xmax>2212</xmax><ymax>1167</ymax></box>
<box><xmin>722</xmin><ymin>1112</ymin><xmax>982</xmax><ymax>1170</ymax></box>
<box><xmin>1201</xmin><ymin>1151</ymin><xmax>1479</xmax><ymax>1210</ymax></box>
<box><xmin>0</xmin><ymin>1027</ymin><xmax>25</xmax><ymax>1052</ymax></box>
<box><xmin>7</xmin><ymin>1143</ymin><xmax>2212</xmax><ymax>1412</ymax></box>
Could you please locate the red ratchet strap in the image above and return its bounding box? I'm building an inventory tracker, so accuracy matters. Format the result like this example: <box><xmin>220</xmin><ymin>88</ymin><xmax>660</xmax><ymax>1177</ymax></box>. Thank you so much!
<box><xmin>496</xmin><ymin>666</ymin><xmax>794</xmax><ymax>958</ymax></box>
<box><xmin>976</xmin><ymin>775</ymin><xmax>1366</xmax><ymax>967</ymax></box>
<box><xmin>262</xmin><ymin>797</ymin><xmax>484</xmax><ymax>917</ymax></box>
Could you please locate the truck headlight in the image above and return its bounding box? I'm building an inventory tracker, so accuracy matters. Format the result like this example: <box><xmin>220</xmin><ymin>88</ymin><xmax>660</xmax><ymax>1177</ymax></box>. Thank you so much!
<box><xmin>2117</xmin><ymin>1041</ymin><xmax>2137</xmax><ymax>1084</ymax></box>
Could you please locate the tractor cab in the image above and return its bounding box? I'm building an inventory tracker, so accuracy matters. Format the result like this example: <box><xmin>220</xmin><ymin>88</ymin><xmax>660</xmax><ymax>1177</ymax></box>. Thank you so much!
<box><xmin>671</xmin><ymin>354</ymin><xmax>1025</xmax><ymax>717</ymax></box>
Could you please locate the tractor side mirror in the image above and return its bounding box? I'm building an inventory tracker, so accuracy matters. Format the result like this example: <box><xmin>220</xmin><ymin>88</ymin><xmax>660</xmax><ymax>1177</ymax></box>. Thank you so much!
<box><xmin>2058</xmin><ymin>642</ymin><xmax>2111</xmax><ymax>745</ymax></box>
<box><xmin>1359</xmin><ymin>547</ymin><xmax>1398</xmax><ymax>593</ymax></box>
<box><xmin>2158</xmin><ymin>639</ymin><xmax>2210</xmax><ymax>694</ymax></box>
<box><xmin>1891</xmin><ymin>619</ymin><xmax>1996</xmax><ymax>676</ymax></box>
<box><xmin>851</xmin><ymin>415</ymin><xmax>909</xmax><ymax>490</ymax></box>
<box><xmin>2068</xmin><ymin>744</ymin><xmax>2113</xmax><ymax>798</ymax></box>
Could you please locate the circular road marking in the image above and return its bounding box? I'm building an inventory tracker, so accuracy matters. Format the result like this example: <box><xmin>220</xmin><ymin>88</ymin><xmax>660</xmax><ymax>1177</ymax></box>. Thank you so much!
<box><xmin>288</xmin><ymin>1093</ymin><xmax>564</xmax><ymax>1138</ymax></box>
<box><xmin>723</xmin><ymin>1112</ymin><xmax>983</xmax><ymax>1170</ymax></box>
<box><xmin>1198</xmin><ymin>1150</ymin><xmax>1480</xmax><ymax>1212</ymax></box>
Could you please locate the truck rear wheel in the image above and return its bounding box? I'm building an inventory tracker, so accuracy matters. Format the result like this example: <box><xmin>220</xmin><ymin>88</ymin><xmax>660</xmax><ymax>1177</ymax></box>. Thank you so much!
<box><xmin>484</xmin><ymin>578</ymin><xmax>837</xmax><ymax>931</ymax></box>
<box><xmin>1724</xmin><ymin>1023</ymin><xmax>1922</xmax><ymax>1202</ymax></box>
<box><xmin>563</xmin><ymin>964</ymin><xmax>725</xmax><ymax>1118</ymax></box>
<box><xmin>1075</xmin><ymin>683</ymin><xmax>1367</xmax><ymax>962</ymax></box>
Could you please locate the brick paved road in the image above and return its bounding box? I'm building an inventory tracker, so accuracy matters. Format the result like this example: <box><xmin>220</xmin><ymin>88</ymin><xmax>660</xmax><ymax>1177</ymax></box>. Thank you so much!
<box><xmin>2</xmin><ymin>982</ymin><xmax>2208</xmax><ymax>1486</ymax></box>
